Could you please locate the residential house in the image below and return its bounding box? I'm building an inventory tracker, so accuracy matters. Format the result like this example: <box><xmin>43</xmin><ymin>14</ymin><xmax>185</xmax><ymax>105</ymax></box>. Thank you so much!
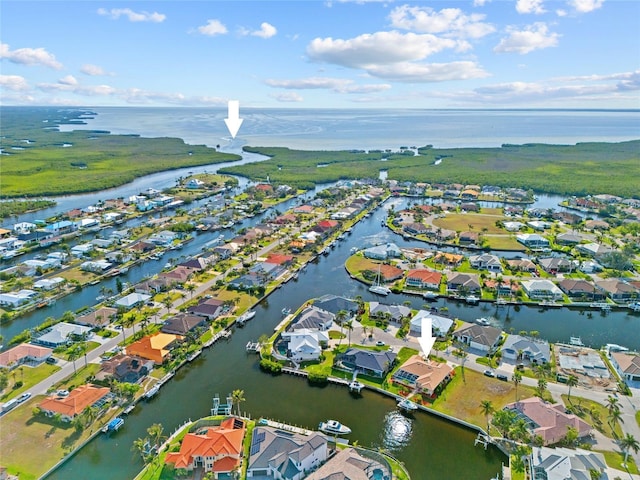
<box><xmin>33</xmin><ymin>322</ymin><xmax>92</xmax><ymax>348</ymax></box>
<box><xmin>558</xmin><ymin>279</ymin><xmax>603</xmax><ymax>301</ymax></box>
<box><xmin>76</xmin><ymin>307</ymin><xmax>118</xmax><ymax>328</ymax></box>
<box><xmin>366</xmin><ymin>263</ymin><xmax>403</xmax><ymax>284</ymax></box>
<box><xmin>405</xmin><ymin>269</ymin><xmax>442</xmax><ymax>291</ymax></box>
<box><xmin>391</xmin><ymin>355</ymin><xmax>453</xmax><ymax>397</ymax></box>
<box><xmin>178</xmin><ymin>257</ymin><xmax>209</xmax><ymax>271</ymax></box>
<box><xmin>575</xmin><ymin>242</ymin><xmax>614</xmax><ymax>258</ymax></box>
<box><xmin>403</xmin><ymin>222</ymin><xmax>430</xmax><ymax>236</ymax></box>
<box><xmin>33</xmin><ymin>277</ymin><xmax>65</xmax><ymax>291</ymax></box>
<box><xmin>555</xmin><ymin>232</ymin><xmax>583</xmax><ymax>245</ymax></box>
<box><xmin>452</xmin><ymin>322</ymin><xmax>502</xmax><ymax>354</ymax></box>
<box><xmin>305</xmin><ymin>447</ymin><xmax>389</xmax><ymax>480</ymax></box>
<box><xmin>312</xmin><ymin>294</ymin><xmax>359</xmax><ymax>317</ymax></box>
<box><xmin>161</xmin><ymin>313</ymin><xmax>208</xmax><ymax>336</ymax></box>
<box><xmin>527</xmin><ymin>221</ymin><xmax>550</xmax><ymax>231</ymax></box>
<box><xmin>609</xmin><ymin>352</ymin><xmax>640</xmax><ymax>387</ymax></box>
<box><xmin>246</xmin><ymin>426</ymin><xmax>328</xmax><ymax>479</ymax></box>
<box><xmin>281</xmin><ymin>329</ymin><xmax>329</xmax><ymax>362</ymax></box>
<box><xmin>447</xmin><ymin>272</ymin><xmax>481</xmax><ymax>294</ymax></box>
<box><xmin>469</xmin><ymin>253</ymin><xmax>503</xmax><ymax>272</ymax></box>
<box><xmin>503</xmin><ymin>221</ymin><xmax>525</xmax><ymax>232</ymax></box>
<box><xmin>115</xmin><ymin>292</ymin><xmax>151</xmax><ymax>310</ymax></box>
<box><xmin>409</xmin><ymin>311</ymin><xmax>454</xmax><ymax>338</ymax></box>
<box><xmin>501</xmin><ymin>335</ymin><xmax>550</xmax><ymax>364</ymax></box>
<box><xmin>458</xmin><ymin>231</ymin><xmax>479</xmax><ymax>245</ymax></box>
<box><xmin>504</xmin><ymin>397</ymin><xmax>591</xmax><ymax>446</ymax></box>
<box><xmin>585</xmin><ymin>219</ymin><xmax>610</xmax><ymax>230</ymax></box>
<box><xmin>433</xmin><ymin>252</ymin><xmax>463</xmax><ymax>267</ymax></box>
<box><xmin>337</xmin><ymin>348</ymin><xmax>397</xmax><ymax>378</ymax></box>
<box><xmin>521</xmin><ymin>279</ymin><xmax>564</xmax><ymax>301</ymax></box>
<box><xmin>516</xmin><ymin>233</ymin><xmax>550</xmax><ymax>249</ymax></box>
<box><xmin>214</xmin><ymin>242</ymin><xmax>240</xmax><ymax>260</ymax></box>
<box><xmin>537</xmin><ymin>257</ymin><xmax>573</xmax><ymax>274</ymax></box>
<box><xmin>38</xmin><ymin>384</ymin><xmax>111</xmax><ymax>422</ymax></box>
<box><xmin>595</xmin><ymin>279</ymin><xmax>637</xmax><ymax>303</ymax></box>
<box><xmin>186</xmin><ymin>178</ymin><xmax>205</xmax><ymax>189</ymax></box>
<box><xmin>187</xmin><ymin>298</ymin><xmax>225</xmax><ymax>320</ymax></box>
<box><xmin>368</xmin><ymin>302</ymin><xmax>412</xmax><ymax>323</ymax></box>
<box><xmin>165</xmin><ymin>417</ymin><xmax>246</xmax><ymax>476</ymax></box>
<box><xmin>0</xmin><ymin>344</ymin><xmax>52</xmax><ymax>369</ymax></box>
<box><xmin>290</xmin><ymin>306</ymin><xmax>334</xmax><ymax>331</ymax></box>
<box><xmin>95</xmin><ymin>354</ymin><xmax>154</xmax><ymax>384</ymax></box>
<box><xmin>0</xmin><ymin>290</ymin><xmax>37</xmax><ymax>307</ymax></box>
<box><xmin>552</xmin><ymin>211</ymin><xmax>582</xmax><ymax>224</ymax></box>
<box><xmin>530</xmin><ymin>447</ymin><xmax>607</xmax><ymax>480</ymax></box>
<box><xmin>311</xmin><ymin>220</ymin><xmax>339</xmax><ymax>238</ymax></box>
<box><xmin>506</xmin><ymin>258</ymin><xmax>537</xmax><ymax>273</ymax></box>
<box><xmin>126</xmin><ymin>333</ymin><xmax>180</xmax><ymax>365</ymax></box>
<box><xmin>362</xmin><ymin>243</ymin><xmax>403</xmax><ymax>260</ymax></box>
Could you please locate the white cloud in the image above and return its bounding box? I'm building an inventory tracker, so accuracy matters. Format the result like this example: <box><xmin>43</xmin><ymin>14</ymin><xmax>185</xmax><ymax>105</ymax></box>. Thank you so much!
<box><xmin>365</xmin><ymin>61</ymin><xmax>489</xmax><ymax>82</ymax></box>
<box><xmin>81</xmin><ymin>64</ymin><xmax>110</xmax><ymax>76</ymax></box>
<box><xmin>0</xmin><ymin>43</ymin><xmax>62</xmax><ymax>69</ymax></box>
<box><xmin>567</xmin><ymin>0</ymin><xmax>605</xmax><ymax>13</ymax></box>
<box><xmin>494</xmin><ymin>23</ymin><xmax>560</xmax><ymax>54</ymax></box>
<box><xmin>265</xmin><ymin>76</ymin><xmax>391</xmax><ymax>93</ymax></box>
<box><xmin>0</xmin><ymin>74</ymin><xmax>29</xmax><ymax>91</ymax></box>
<box><xmin>307</xmin><ymin>31</ymin><xmax>458</xmax><ymax>68</ymax></box>
<box><xmin>388</xmin><ymin>5</ymin><xmax>495</xmax><ymax>39</ymax></box>
<box><xmin>516</xmin><ymin>0</ymin><xmax>546</xmax><ymax>14</ymax></box>
<box><xmin>270</xmin><ymin>92</ymin><xmax>304</xmax><ymax>102</ymax></box>
<box><xmin>197</xmin><ymin>19</ymin><xmax>228</xmax><ymax>36</ymax></box>
<box><xmin>252</xmin><ymin>22</ymin><xmax>277</xmax><ymax>39</ymax></box>
<box><xmin>58</xmin><ymin>75</ymin><xmax>78</xmax><ymax>86</ymax></box>
<box><xmin>473</xmin><ymin>0</ymin><xmax>490</xmax><ymax>6</ymax></box>
<box><xmin>97</xmin><ymin>8</ymin><xmax>165</xmax><ymax>22</ymax></box>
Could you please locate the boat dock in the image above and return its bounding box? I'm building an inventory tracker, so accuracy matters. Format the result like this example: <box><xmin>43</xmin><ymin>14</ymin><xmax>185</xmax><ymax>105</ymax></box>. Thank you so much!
<box><xmin>258</xmin><ymin>418</ymin><xmax>313</xmax><ymax>436</ymax></box>
<box><xmin>102</xmin><ymin>417</ymin><xmax>124</xmax><ymax>434</ymax></box>
<box><xmin>211</xmin><ymin>393</ymin><xmax>233</xmax><ymax>416</ymax></box>
<box><xmin>246</xmin><ymin>341</ymin><xmax>261</xmax><ymax>352</ymax></box>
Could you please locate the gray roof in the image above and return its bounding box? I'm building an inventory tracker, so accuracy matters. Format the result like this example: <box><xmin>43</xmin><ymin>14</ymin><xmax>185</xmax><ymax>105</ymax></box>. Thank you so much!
<box><xmin>502</xmin><ymin>335</ymin><xmax>550</xmax><ymax>362</ymax></box>
<box><xmin>248</xmin><ymin>426</ymin><xmax>326</xmax><ymax>473</ymax></box>
<box><xmin>313</xmin><ymin>294</ymin><xmax>359</xmax><ymax>315</ymax></box>
<box><xmin>454</xmin><ymin>323</ymin><xmax>502</xmax><ymax>348</ymax></box>
<box><xmin>368</xmin><ymin>302</ymin><xmax>411</xmax><ymax>321</ymax></box>
<box><xmin>291</xmin><ymin>306</ymin><xmax>335</xmax><ymax>331</ymax></box>
<box><xmin>341</xmin><ymin>348</ymin><xmax>397</xmax><ymax>374</ymax></box>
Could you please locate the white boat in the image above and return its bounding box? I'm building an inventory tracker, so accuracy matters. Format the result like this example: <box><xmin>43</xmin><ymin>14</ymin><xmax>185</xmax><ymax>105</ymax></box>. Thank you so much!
<box><xmin>475</xmin><ymin>317</ymin><xmax>490</xmax><ymax>326</ymax></box>
<box><xmin>144</xmin><ymin>385</ymin><xmax>160</xmax><ymax>399</ymax></box>
<box><xmin>569</xmin><ymin>336</ymin><xmax>584</xmax><ymax>347</ymax></box>
<box><xmin>423</xmin><ymin>291</ymin><xmax>439</xmax><ymax>300</ymax></box>
<box><xmin>465</xmin><ymin>295</ymin><xmax>479</xmax><ymax>304</ymax></box>
<box><xmin>236</xmin><ymin>310</ymin><xmax>256</xmax><ymax>325</ymax></box>
<box><xmin>369</xmin><ymin>264</ymin><xmax>391</xmax><ymax>296</ymax></box>
<box><xmin>629</xmin><ymin>302</ymin><xmax>640</xmax><ymax>312</ymax></box>
<box><xmin>319</xmin><ymin>419</ymin><xmax>351</xmax><ymax>435</ymax></box>
<box><xmin>398</xmin><ymin>398</ymin><xmax>419</xmax><ymax>412</ymax></box>
<box><xmin>281</xmin><ymin>307</ymin><xmax>291</xmax><ymax>316</ymax></box>
<box><xmin>496</xmin><ymin>298</ymin><xmax>507</xmax><ymax>306</ymax></box>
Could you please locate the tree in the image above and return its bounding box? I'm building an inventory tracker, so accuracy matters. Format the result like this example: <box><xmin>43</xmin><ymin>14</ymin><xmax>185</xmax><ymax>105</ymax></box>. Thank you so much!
<box><xmin>186</xmin><ymin>283</ymin><xmax>196</xmax><ymax>298</ymax></box>
<box><xmin>132</xmin><ymin>437</ymin><xmax>153</xmax><ymax>465</ymax></box>
<box><xmin>232</xmin><ymin>389</ymin><xmax>245</xmax><ymax>416</ymax></box>
<box><xmin>620</xmin><ymin>433</ymin><xmax>640</xmax><ymax>466</ymax></box>
<box><xmin>512</xmin><ymin>371</ymin><xmax>522</xmax><ymax>401</ymax></box>
<box><xmin>147</xmin><ymin>423</ymin><xmax>164</xmax><ymax>450</ymax></box>
<box><xmin>480</xmin><ymin>400</ymin><xmax>494</xmax><ymax>433</ymax></box>
<box><xmin>566</xmin><ymin>375</ymin><xmax>578</xmax><ymax>402</ymax></box>
<box><xmin>345</xmin><ymin>320</ymin><xmax>354</xmax><ymax>347</ymax></box>
<box><xmin>536</xmin><ymin>377</ymin><xmax>548</xmax><ymax>398</ymax></box>
<box><xmin>492</xmin><ymin>409</ymin><xmax>517</xmax><ymax>438</ymax></box>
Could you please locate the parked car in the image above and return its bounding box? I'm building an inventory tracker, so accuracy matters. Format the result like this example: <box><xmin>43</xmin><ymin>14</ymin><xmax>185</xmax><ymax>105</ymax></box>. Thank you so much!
<box><xmin>376</xmin><ymin>340</ymin><xmax>386</xmax><ymax>347</ymax></box>
<box><xmin>17</xmin><ymin>392</ymin><xmax>32</xmax><ymax>403</ymax></box>
<box><xmin>45</xmin><ymin>357</ymin><xmax>57</xmax><ymax>364</ymax></box>
<box><xmin>496</xmin><ymin>373</ymin><xmax>509</xmax><ymax>381</ymax></box>
<box><xmin>483</xmin><ymin>370</ymin><xmax>495</xmax><ymax>377</ymax></box>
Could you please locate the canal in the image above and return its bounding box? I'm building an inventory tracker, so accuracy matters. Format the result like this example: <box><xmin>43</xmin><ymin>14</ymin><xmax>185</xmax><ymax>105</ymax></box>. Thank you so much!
<box><xmin>45</xmin><ymin>199</ymin><xmax>639</xmax><ymax>480</ymax></box>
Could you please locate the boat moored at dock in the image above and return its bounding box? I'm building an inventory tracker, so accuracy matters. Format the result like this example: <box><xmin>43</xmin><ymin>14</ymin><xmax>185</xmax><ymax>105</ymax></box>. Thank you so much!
<box><xmin>318</xmin><ymin>419</ymin><xmax>351</xmax><ymax>435</ymax></box>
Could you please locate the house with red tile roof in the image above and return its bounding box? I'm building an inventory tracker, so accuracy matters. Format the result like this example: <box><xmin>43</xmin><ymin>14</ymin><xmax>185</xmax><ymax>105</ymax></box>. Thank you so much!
<box><xmin>165</xmin><ymin>417</ymin><xmax>246</xmax><ymax>475</ymax></box>
<box><xmin>405</xmin><ymin>269</ymin><xmax>442</xmax><ymax>291</ymax></box>
<box><xmin>504</xmin><ymin>397</ymin><xmax>591</xmax><ymax>446</ymax></box>
<box><xmin>38</xmin><ymin>384</ymin><xmax>111</xmax><ymax>422</ymax></box>
<box><xmin>392</xmin><ymin>355</ymin><xmax>453</xmax><ymax>397</ymax></box>
<box><xmin>264</xmin><ymin>253</ymin><xmax>294</xmax><ymax>267</ymax></box>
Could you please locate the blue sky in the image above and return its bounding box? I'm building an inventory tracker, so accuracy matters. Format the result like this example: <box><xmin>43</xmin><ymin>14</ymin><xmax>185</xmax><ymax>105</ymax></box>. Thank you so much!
<box><xmin>1</xmin><ymin>0</ymin><xmax>639</xmax><ymax>108</ymax></box>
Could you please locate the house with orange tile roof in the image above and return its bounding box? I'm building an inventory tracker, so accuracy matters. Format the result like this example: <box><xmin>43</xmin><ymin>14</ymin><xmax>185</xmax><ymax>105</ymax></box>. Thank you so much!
<box><xmin>392</xmin><ymin>355</ymin><xmax>453</xmax><ymax>397</ymax></box>
<box><xmin>38</xmin><ymin>384</ymin><xmax>111</xmax><ymax>422</ymax></box>
<box><xmin>405</xmin><ymin>269</ymin><xmax>442</xmax><ymax>291</ymax></box>
<box><xmin>126</xmin><ymin>333</ymin><xmax>180</xmax><ymax>365</ymax></box>
<box><xmin>165</xmin><ymin>417</ymin><xmax>246</xmax><ymax>475</ymax></box>
<box><xmin>504</xmin><ymin>397</ymin><xmax>592</xmax><ymax>446</ymax></box>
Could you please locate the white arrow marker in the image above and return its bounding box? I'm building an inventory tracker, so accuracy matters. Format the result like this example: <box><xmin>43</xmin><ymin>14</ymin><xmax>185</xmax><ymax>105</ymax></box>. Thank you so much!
<box><xmin>224</xmin><ymin>100</ymin><xmax>243</xmax><ymax>139</ymax></box>
<box><xmin>418</xmin><ymin>317</ymin><xmax>437</xmax><ymax>358</ymax></box>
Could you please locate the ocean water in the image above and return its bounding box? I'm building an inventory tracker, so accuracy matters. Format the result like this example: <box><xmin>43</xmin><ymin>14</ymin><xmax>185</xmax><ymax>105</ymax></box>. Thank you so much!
<box><xmin>62</xmin><ymin>107</ymin><xmax>640</xmax><ymax>151</ymax></box>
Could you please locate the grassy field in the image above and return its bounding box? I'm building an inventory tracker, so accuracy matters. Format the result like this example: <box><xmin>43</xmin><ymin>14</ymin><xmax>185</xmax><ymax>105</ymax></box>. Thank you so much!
<box><xmin>561</xmin><ymin>394</ymin><xmax>623</xmax><ymax>439</ymax></box>
<box><xmin>221</xmin><ymin>141</ymin><xmax>640</xmax><ymax>198</ymax></box>
<box><xmin>597</xmin><ymin>450</ymin><xmax>639</xmax><ymax>475</ymax></box>
<box><xmin>1</xmin><ymin>107</ymin><xmax>240</xmax><ymax>198</ymax></box>
<box><xmin>432</xmin><ymin>212</ymin><xmax>507</xmax><ymax>234</ymax></box>
<box><xmin>431</xmin><ymin>368</ymin><xmax>537</xmax><ymax>433</ymax></box>
<box><xmin>0</xmin><ymin>364</ymin><xmax>61</xmax><ymax>402</ymax></box>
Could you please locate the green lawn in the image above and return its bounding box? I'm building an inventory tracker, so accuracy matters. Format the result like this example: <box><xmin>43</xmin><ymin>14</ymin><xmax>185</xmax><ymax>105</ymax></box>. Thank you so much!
<box><xmin>597</xmin><ymin>450</ymin><xmax>639</xmax><ymax>475</ymax></box>
<box><xmin>1</xmin><ymin>364</ymin><xmax>61</xmax><ymax>402</ymax></box>
<box><xmin>561</xmin><ymin>394</ymin><xmax>623</xmax><ymax>439</ymax></box>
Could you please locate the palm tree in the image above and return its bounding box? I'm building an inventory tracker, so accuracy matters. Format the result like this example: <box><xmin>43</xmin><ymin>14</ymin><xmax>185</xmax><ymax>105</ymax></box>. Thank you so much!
<box><xmin>480</xmin><ymin>400</ymin><xmax>494</xmax><ymax>434</ymax></box>
<box><xmin>232</xmin><ymin>389</ymin><xmax>245</xmax><ymax>416</ymax></box>
<box><xmin>566</xmin><ymin>375</ymin><xmax>578</xmax><ymax>402</ymax></box>
<box><xmin>536</xmin><ymin>377</ymin><xmax>548</xmax><ymax>398</ymax></box>
<box><xmin>512</xmin><ymin>371</ymin><xmax>522</xmax><ymax>401</ymax></box>
<box><xmin>186</xmin><ymin>283</ymin><xmax>196</xmax><ymax>299</ymax></box>
<box><xmin>132</xmin><ymin>437</ymin><xmax>152</xmax><ymax>464</ymax></box>
<box><xmin>344</xmin><ymin>320</ymin><xmax>354</xmax><ymax>347</ymax></box>
<box><xmin>162</xmin><ymin>296</ymin><xmax>173</xmax><ymax>315</ymax></box>
<box><xmin>620</xmin><ymin>433</ymin><xmax>639</xmax><ymax>466</ymax></box>
<box><xmin>147</xmin><ymin>423</ymin><xmax>164</xmax><ymax>450</ymax></box>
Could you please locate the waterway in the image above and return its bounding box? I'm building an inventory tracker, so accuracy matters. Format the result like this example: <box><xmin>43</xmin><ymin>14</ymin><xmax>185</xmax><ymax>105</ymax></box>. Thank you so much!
<box><xmin>43</xmin><ymin>198</ymin><xmax>640</xmax><ymax>480</ymax></box>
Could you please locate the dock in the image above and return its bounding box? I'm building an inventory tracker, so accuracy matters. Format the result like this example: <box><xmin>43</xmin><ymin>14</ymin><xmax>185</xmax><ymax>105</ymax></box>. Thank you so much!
<box><xmin>211</xmin><ymin>393</ymin><xmax>233</xmax><ymax>416</ymax></box>
<box><xmin>246</xmin><ymin>341</ymin><xmax>261</xmax><ymax>352</ymax></box>
<box><xmin>258</xmin><ymin>418</ymin><xmax>314</xmax><ymax>436</ymax></box>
